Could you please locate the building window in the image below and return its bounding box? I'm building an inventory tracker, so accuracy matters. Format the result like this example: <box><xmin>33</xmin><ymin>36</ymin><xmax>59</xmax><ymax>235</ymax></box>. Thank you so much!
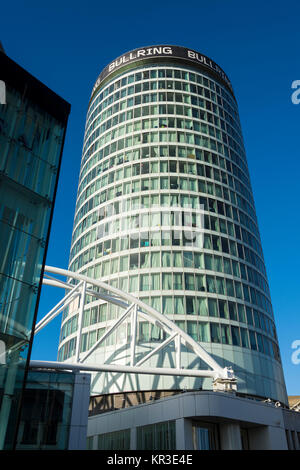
<box><xmin>86</xmin><ymin>436</ymin><xmax>94</xmax><ymax>450</ymax></box>
<box><xmin>240</xmin><ymin>428</ymin><xmax>249</xmax><ymax>450</ymax></box>
<box><xmin>192</xmin><ymin>422</ymin><xmax>219</xmax><ymax>450</ymax></box>
<box><xmin>97</xmin><ymin>429</ymin><xmax>130</xmax><ymax>450</ymax></box>
<box><xmin>137</xmin><ymin>421</ymin><xmax>176</xmax><ymax>450</ymax></box>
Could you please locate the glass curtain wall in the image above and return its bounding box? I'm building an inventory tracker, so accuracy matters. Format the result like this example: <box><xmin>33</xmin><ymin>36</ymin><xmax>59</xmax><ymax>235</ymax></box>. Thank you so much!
<box><xmin>0</xmin><ymin>53</ymin><xmax>70</xmax><ymax>449</ymax></box>
<box><xmin>59</xmin><ymin>47</ymin><xmax>287</xmax><ymax>404</ymax></box>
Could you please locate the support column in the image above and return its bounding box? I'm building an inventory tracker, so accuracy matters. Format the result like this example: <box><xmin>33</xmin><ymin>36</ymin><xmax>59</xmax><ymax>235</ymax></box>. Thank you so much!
<box><xmin>68</xmin><ymin>372</ymin><xmax>91</xmax><ymax>450</ymax></box>
<box><xmin>175</xmin><ymin>335</ymin><xmax>181</xmax><ymax>369</ymax></box>
<box><xmin>75</xmin><ymin>281</ymin><xmax>86</xmax><ymax>362</ymax></box>
<box><xmin>176</xmin><ymin>418</ymin><xmax>193</xmax><ymax>450</ymax></box>
<box><xmin>130</xmin><ymin>427</ymin><xmax>137</xmax><ymax>450</ymax></box>
<box><xmin>130</xmin><ymin>305</ymin><xmax>137</xmax><ymax>366</ymax></box>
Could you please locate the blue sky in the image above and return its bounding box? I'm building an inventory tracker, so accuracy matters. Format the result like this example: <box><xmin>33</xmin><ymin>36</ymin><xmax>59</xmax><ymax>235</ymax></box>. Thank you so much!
<box><xmin>2</xmin><ymin>0</ymin><xmax>299</xmax><ymax>394</ymax></box>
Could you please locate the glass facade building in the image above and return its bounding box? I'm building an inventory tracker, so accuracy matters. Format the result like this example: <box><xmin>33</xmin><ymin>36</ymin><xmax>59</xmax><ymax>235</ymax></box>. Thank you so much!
<box><xmin>15</xmin><ymin>370</ymin><xmax>78</xmax><ymax>450</ymax></box>
<box><xmin>0</xmin><ymin>50</ymin><xmax>70</xmax><ymax>448</ymax></box>
<box><xmin>59</xmin><ymin>46</ymin><xmax>287</xmax><ymax>404</ymax></box>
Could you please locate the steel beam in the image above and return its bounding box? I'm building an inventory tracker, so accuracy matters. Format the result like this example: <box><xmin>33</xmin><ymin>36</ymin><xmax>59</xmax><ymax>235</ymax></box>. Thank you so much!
<box><xmin>29</xmin><ymin>360</ymin><xmax>217</xmax><ymax>379</ymax></box>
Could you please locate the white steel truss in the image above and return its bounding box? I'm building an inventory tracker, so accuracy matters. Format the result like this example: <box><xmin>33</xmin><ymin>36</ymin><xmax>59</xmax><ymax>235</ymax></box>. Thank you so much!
<box><xmin>30</xmin><ymin>266</ymin><xmax>237</xmax><ymax>392</ymax></box>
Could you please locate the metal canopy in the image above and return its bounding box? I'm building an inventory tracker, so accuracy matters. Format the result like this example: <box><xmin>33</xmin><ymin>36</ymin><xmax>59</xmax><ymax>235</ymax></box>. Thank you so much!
<box><xmin>30</xmin><ymin>266</ymin><xmax>237</xmax><ymax>392</ymax></box>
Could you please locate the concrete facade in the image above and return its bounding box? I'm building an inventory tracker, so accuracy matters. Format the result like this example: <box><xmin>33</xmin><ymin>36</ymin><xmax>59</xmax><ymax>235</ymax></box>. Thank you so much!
<box><xmin>87</xmin><ymin>391</ymin><xmax>300</xmax><ymax>450</ymax></box>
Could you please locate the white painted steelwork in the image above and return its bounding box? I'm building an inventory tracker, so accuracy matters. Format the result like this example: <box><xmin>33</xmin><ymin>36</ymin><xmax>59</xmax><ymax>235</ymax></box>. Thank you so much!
<box><xmin>31</xmin><ymin>265</ymin><xmax>237</xmax><ymax>390</ymax></box>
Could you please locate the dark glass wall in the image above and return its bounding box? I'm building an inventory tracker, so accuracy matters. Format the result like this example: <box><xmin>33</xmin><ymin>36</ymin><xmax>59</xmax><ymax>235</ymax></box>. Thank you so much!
<box><xmin>0</xmin><ymin>51</ymin><xmax>70</xmax><ymax>449</ymax></box>
<box><xmin>15</xmin><ymin>370</ymin><xmax>76</xmax><ymax>450</ymax></box>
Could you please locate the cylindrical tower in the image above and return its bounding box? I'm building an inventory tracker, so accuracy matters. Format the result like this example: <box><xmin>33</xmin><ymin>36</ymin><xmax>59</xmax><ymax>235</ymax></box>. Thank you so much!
<box><xmin>58</xmin><ymin>46</ymin><xmax>287</xmax><ymax>404</ymax></box>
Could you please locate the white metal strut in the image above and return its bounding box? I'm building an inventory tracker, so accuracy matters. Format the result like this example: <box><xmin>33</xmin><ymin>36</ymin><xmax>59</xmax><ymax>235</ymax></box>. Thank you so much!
<box><xmin>30</xmin><ymin>266</ymin><xmax>237</xmax><ymax>392</ymax></box>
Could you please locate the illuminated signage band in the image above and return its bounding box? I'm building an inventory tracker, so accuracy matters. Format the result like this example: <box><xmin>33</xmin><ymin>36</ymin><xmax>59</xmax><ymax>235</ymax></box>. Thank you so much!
<box><xmin>92</xmin><ymin>45</ymin><xmax>234</xmax><ymax>97</ymax></box>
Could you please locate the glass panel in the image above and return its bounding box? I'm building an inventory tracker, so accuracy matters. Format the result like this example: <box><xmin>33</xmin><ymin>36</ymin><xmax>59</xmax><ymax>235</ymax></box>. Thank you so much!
<box><xmin>210</xmin><ymin>323</ymin><xmax>221</xmax><ymax>343</ymax></box>
<box><xmin>162</xmin><ymin>251</ymin><xmax>171</xmax><ymax>267</ymax></box>
<box><xmin>246</xmin><ymin>307</ymin><xmax>253</xmax><ymax>326</ymax></box>
<box><xmin>162</xmin><ymin>273</ymin><xmax>172</xmax><ymax>290</ymax></box>
<box><xmin>129</xmin><ymin>275</ymin><xmax>138</xmax><ymax>292</ymax></box>
<box><xmin>208</xmin><ymin>299</ymin><xmax>218</xmax><ymax>317</ymax></box>
<box><xmin>173</xmin><ymin>252</ymin><xmax>182</xmax><ymax>267</ymax></box>
<box><xmin>206</xmin><ymin>276</ymin><xmax>216</xmax><ymax>293</ymax></box>
<box><xmin>186</xmin><ymin>296</ymin><xmax>197</xmax><ymax>315</ymax></box>
<box><xmin>151</xmin><ymin>273</ymin><xmax>160</xmax><ymax>290</ymax></box>
<box><xmin>183</xmin><ymin>251</ymin><xmax>193</xmax><ymax>268</ymax></box>
<box><xmin>240</xmin><ymin>328</ymin><xmax>249</xmax><ymax>348</ymax></box>
<box><xmin>140</xmin><ymin>252</ymin><xmax>150</xmax><ymax>269</ymax></box>
<box><xmin>231</xmin><ymin>326</ymin><xmax>241</xmax><ymax>346</ymax></box>
<box><xmin>228</xmin><ymin>302</ymin><xmax>238</xmax><ymax>321</ymax></box>
<box><xmin>98</xmin><ymin>429</ymin><xmax>130</xmax><ymax>450</ymax></box>
<box><xmin>226</xmin><ymin>279</ymin><xmax>234</xmax><ymax>297</ymax></box>
<box><xmin>151</xmin><ymin>296</ymin><xmax>161</xmax><ymax>312</ymax></box>
<box><xmin>198</xmin><ymin>298</ymin><xmax>208</xmax><ymax>316</ymax></box>
<box><xmin>218</xmin><ymin>300</ymin><xmax>229</xmax><ymax>319</ymax></box>
<box><xmin>237</xmin><ymin>304</ymin><xmax>246</xmax><ymax>323</ymax></box>
<box><xmin>205</xmin><ymin>254</ymin><xmax>213</xmax><ymax>270</ymax></box>
<box><xmin>194</xmin><ymin>253</ymin><xmax>204</xmax><ymax>269</ymax></box>
<box><xmin>185</xmin><ymin>273</ymin><xmax>195</xmax><ymax>290</ymax></box>
<box><xmin>223</xmin><ymin>258</ymin><xmax>232</xmax><ymax>274</ymax></box>
<box><xmin>174</xmin><ymin>296</ymin><xmax>184</xmax><ymax>314</ymax></box>
<box><xmin>215</xmin><ymin>277</ymin><xmax>225</xmax><ymax>295</ymax></box>
<box><xmin>137</xmin><ymin>421</ymin><xmax>175</xmax><ymax>450</ymax></box>
<box><xmin>221</xmin><ymin>324</ymin><xmax>231</xmax><ymax>344</ymax></box>
<box><xmin>119</xmin><ymin>277</ymin><xmax>128</xmax><ymax>292</ymax></box>
<box><xmin>187</xmin><ymin>321</ymin><xmax>198</xmax><ymax>341</ymax></box>
<box><xmin>173</xmin><ymin>273</ymin><xmax>183</xmax><ymax>290</ymax></box>
<box><xmin>256</xmin><ymin>333</ymin><xmax>264</xmax><ymax>353</ymax></box>
<box><xmin>140</xmin><ymin>274</ymin><xmax>150</xmax><ymax>291</ymax></box>
<box><xmin>195</xmin><ymin>274</ymin><xmax>205</xmax><ymax>292</ymax></box>
<box><xmin>199</xmin><ymin>322</ymin><xmax>210</xmax><ymax>342</ymax></box>
<box><xmin>151</xmin><ymin>252</ymin><xmax>160</xmax><ymax>268</ymax></box>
